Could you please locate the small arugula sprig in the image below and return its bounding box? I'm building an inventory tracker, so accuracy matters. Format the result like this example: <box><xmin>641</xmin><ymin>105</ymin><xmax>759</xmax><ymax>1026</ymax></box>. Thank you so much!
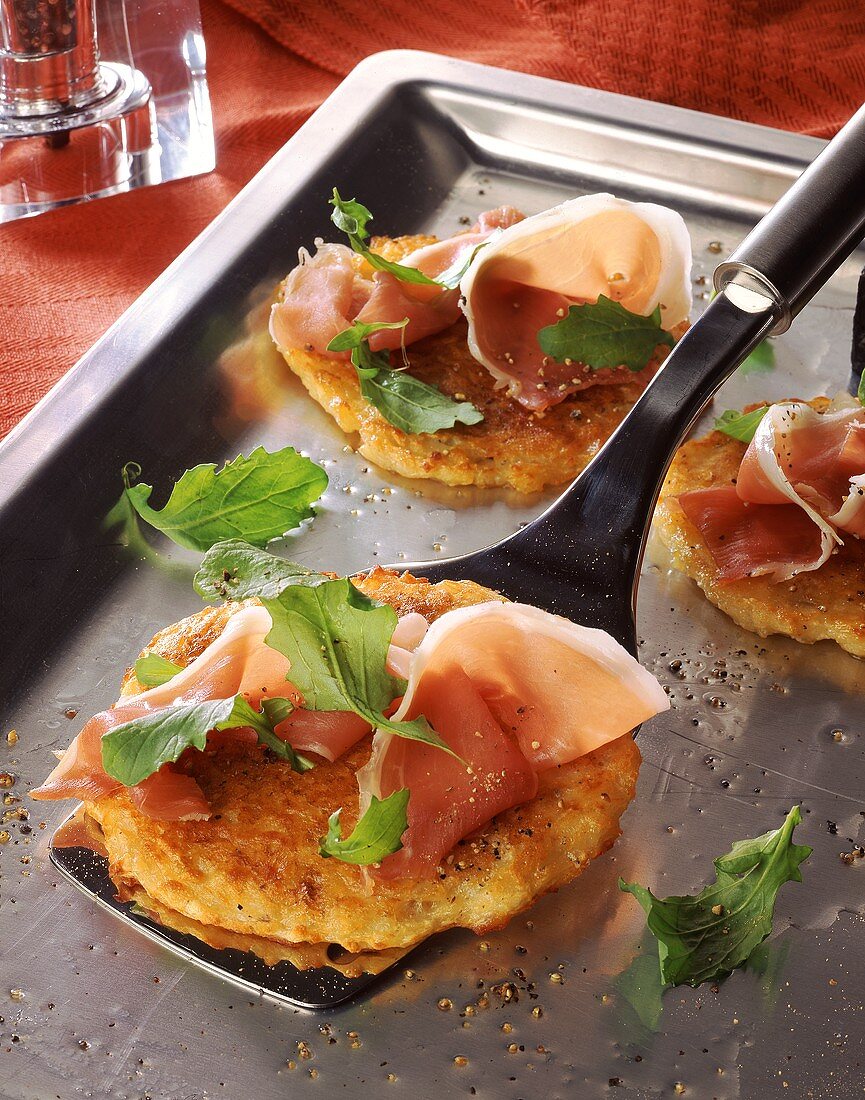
<box><xmin>858</xmin><ymin>370</ymin><xmax>865</xmax><ymax>406</ymax></box>
<box><xmin>329</xmin><ymin>189</ymin><xmax>495</xmax><ymax>292</ymax></box>
<box><xmin>714</xmin><ymin>405</ymin><xmax>769</xmax><ymax>443</ymax></box>
<box><xmin>328</xmin><ymin>317</ymin><xmax>410</xmax><ymax>376</ymax></box>
<box><xmin>327</xmin><ymin>319</ymin><xmax>484</xmax><ymax>435</ymax></box>
<box><xmin>101</xmin><ymin>692</ymin><xmax>312</xmax><ymax>785</ymax></box>
<box><xmin>195</xmin><ymin>541</ymin><xmax>456</xmax><ymax>757</ymax></box>
<box><xmin>194</xmin><ymin>539</ymin><xmax>323</xmax><ymax>601</ymax></box>
<box><xmin>330</xmin><ymin>190</ymin><xmax>439</xmax><ymax>287</ymax></box>
<box><xmin>619</xmin><ymin>806</ymin><xmax>811</xmax><ymax>987</ymax></box>
<box><xmin>105</xmin><ymin>447</ymin><xmax>327</xmax><ymax>553</ymax></box>
<box><xmin>134</xmin><ymin>654</ymin><xmax>182</xmax><ymax>688</ymax></box>
<box><xmin>538</xmin><ymin>296</ymin><xmax>675</xmax><ymax>373</ymax></box>
<box><xmin>230</xmin><ymin>696</ymin><xmax>314</xmax><ymax>769</ymax></box>
<box><xmin>319</xmin><ymin>789</ymin><xmax>410</xmax><ymax>865</ymax></box>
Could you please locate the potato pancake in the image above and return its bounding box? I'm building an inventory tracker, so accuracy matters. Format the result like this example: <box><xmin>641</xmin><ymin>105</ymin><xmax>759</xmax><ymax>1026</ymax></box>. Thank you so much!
<box><xmin>88</xmin><ymin>569</ymin><xmax>641</xmax><ymax>961</ymax></box>
<box><xmin>654</xmin><ymin>398</ymin><xmax>865</xmax><ymax>657</ymax></box>
<box><xmin>273</xmin><ymin>235</ymin><xmax>678</xmax><ymax>494</ymax></box>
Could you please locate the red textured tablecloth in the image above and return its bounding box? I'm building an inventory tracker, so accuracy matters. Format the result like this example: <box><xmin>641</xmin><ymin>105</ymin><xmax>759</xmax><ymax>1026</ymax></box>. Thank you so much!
<box><xmin>2</xmin><ymin>0</ymin><xmax>864</xmax><ymax>439</ymax></box>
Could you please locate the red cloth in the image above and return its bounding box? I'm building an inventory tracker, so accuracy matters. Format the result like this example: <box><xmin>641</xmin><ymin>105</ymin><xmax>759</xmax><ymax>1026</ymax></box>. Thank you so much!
<box><xmin>2</xmin><ymin>0</ymin><xmax>864</xmax><ymax>438</ymax></box>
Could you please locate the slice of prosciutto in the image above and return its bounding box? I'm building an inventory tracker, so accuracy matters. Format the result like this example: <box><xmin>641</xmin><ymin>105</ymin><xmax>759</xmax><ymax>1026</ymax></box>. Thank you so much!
<box><xmin>31</xmin><ymin>606</ymin><xmax>288</xmax><ymax>818</ymax></box>
<box><xmin>31</xmin><ymin>604</ymin><xmax>398</xmax><ymax>820</ymax></box>
<box><xmin>679</xmin><ymin>401</ymin><xmax>865</xmax><ymax>583</ymax></box>
<box><xmin>360</xmin><ymin>664</ymin><xmax>539</xmax><ymax>881</ymax></box>
<box><xmin>459</xmin><ymin>193</ymin><xmax>692</xmax><ymax>413</ymax></box>
<box><xmin>359</xmin><ymin>601</ymin><xmax>669</xmax><ymax>879</ymax></box>
<box><xmin>269</xmin><ymin>207</ymin><xmax>525</xmax><ymax>357</ymax></box>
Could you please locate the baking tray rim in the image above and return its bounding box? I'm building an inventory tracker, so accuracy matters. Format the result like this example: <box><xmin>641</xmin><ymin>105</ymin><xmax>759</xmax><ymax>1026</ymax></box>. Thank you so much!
<box><xmin>0</xmin><ymin>48</ymin><xmax>827</xmax><ymax>514</ymax></box>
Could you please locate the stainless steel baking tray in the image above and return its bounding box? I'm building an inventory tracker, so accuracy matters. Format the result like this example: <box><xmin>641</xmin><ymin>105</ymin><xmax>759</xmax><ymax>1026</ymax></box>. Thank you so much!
<box><xmin>2</xmin><ymin>49</ymin><xmax>863</xmax><ymax>1100</ymax></box>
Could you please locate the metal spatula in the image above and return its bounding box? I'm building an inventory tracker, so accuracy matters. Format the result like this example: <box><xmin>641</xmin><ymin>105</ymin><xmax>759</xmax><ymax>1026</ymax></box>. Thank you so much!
<box><xmin>51</xmin><ymin>102</ymin><xmax>865</xmax><ymax>1011</ymax></box>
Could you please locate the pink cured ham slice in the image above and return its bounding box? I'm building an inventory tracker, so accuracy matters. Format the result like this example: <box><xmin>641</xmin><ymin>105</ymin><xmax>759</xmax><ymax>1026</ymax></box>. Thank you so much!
<box><xmin>678</xmin><ymin>486</ymin><xmax>825</xmax><ymax>583</ymax></box>
<box><xmin>388</xmin><ymin>602</ymin><xmax>670</xmax><ymax>770</ymax></box>
<box><xmin>268</xmin><ymin>242</ymin><xmax>371</xmax><ymax>357</ymax></box>
<box><xmin>275</xmin><ymin>709</ymin><xmax>371</xmax><ymax>763</ymax></box>
<box><xmin>459</xmin><ymin>194</ymin><xmax>692</xmax><ymax>413</ymax></box>
<box><xmin>29</xmin><ymin>700</ymin><xmax>249</xmax><ymax>823</ymax></box>
<box><xmin>680</xmin><ymin>402</ymin><xmax>865</xmax><ymax>583</ymax></box>
<box><xmin>359</xmin><ymin>601</ymin><xmax>669</xmax><ymax>878</ymax></box>
<box><xmin>355</xmin><ymin>274</ymin><xmax>463</xmax><ymax>351</ymax></box>
<box><xmin>359</xmin><ymin>665</ymin><xmax>539</xmax><ymax>880</ymax></box>
<box><xmin>737</xmin><ymin>404</ymin><xmax>865</xmax><ymax>513</ymax></box>
<box><xmin>32</xmin><ymin>704</ymin><xmax>150</xmax><ymax>805</ymax></box>
<box><xmin>269</xmin><ymin>208</ymin><xmax>524</xmax><ymax>357</ymax></box>
<box><xmin>128</xmin><ymin>766</ymin><xmax>212</xmax><ymax>821</ymax></box>
<box><xmin>360</xmin><ymin>208</ymin><xmax>525</xmax><ymax>349</ymax></box>
<box><xmin>31</xmin><ymin>606</ymin><xmax>291</xmax><ymax>818</ymax></box>
<box><xmin>32</xmin><ymin>607</ymin><xmax>432</xmax><ymax>819</ymax></box>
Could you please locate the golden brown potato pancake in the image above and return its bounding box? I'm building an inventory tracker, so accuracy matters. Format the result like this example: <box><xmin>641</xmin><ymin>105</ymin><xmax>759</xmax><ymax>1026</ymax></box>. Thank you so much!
<box><xmin>89</xmin><ymin>569</ymin><xmax>641</xmax><ymax>960</ymax></box>
<box><xmin>273</xmin><ymin>235</ymin><xmax>679</xmax><ymax>493</ymax></box>
<box><xmin>654</xmin><ymin>398</ymin><xmax>865</xmax><ymax>657</ymax></box>
<box><xmin>122</xmin><ymin>884</ymin><xmax>404</xmax><ymax>977</ymax></box>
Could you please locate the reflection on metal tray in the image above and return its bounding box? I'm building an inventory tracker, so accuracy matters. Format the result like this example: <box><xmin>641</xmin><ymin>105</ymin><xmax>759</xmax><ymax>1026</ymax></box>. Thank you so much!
<box><xmin>2</xmin><ymin>50</ymin><xmax>864</xmax><ymax>1100</ymax></box>
<box><xmin>48</xmin><ymin>833</ymin><xmax>391</xmax><ymax>1009</ymax></box>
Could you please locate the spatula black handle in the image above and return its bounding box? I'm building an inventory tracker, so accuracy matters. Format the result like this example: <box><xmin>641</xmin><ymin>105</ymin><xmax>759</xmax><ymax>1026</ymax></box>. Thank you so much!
<box><xmin>716</xmin><ymin>101</ymin><xmax>865</xmax><ymax>332</ymax></box>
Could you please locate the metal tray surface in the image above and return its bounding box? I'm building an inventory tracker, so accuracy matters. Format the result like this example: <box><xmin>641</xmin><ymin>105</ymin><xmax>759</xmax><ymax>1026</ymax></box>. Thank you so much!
<box><xmin>2</xmin><ymin>50</ymin><xmax>864</xmax><ymax>1100</ymax></box>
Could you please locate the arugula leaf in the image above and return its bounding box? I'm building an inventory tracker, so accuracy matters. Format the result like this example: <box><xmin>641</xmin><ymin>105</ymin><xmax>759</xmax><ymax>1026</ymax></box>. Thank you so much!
<box><xmin>327</xmin><ymin>317</ymin><xmax>409</xmax><ymax>378</ymax></box>
<box><xmin>326</xmin><ymin>317</ymin><xmax>409</xmax><ymax>356</ymax></box>
<box><xmin>102</xmin><ymin>693</ymin><xmax>313</xmax><ymax>785</ymax></box>
<box><xmin>738</xmin><ymin>340</ymin><xmax>775</xmax><ymax>376</ymax></box>
<box><xmin>359</xmin><ymin>369</ymin><xmax>484</xmax><ymax>434</ymax></box>
<box><xmin>328</xmin><ymin>189</ymin><xmax>492</xmax><ymax>290</ymax></box>
<box><xmin>101</xmin><ymin>696</ymin><xmax>239</xmax><ymax>785</ymax></box>
<box><xmin>858</xmin><ymin>370</ymin><xmax>865</xmax><ymax>407</ymax></box>
<box><xmin>264</xmin><ymin>577</ymin><xmax>397</xmax><ymax>712</ymax></box>
<box><xmin>319</xmin><ymin>789</ymin><xmax>410</xmax><ymax>864</ymax></box>
<box><xmin>328</xmin><ymin>191</ymin><xmax>373</xmax><ymax>241</ymax></box>
<box><xmin>194</xmin><ymin>539</ymin><xmax>324</xmax><ymax>601</ymax></box>
<box><xmin>104</xmin><ymin>462</ymin><xmax>145</xmax><ymax>540</ymax></box>
<box><xmin>714</xmin><ymin>405</ymin><xmax>769</xmax><ymax>443</ymax></box>
<box><xmin>330</xmin><ymin>189</ymin><xmax>439</xmax><ymax>287</ymax></box>
<box><xmin>111</xmin><ymin>447</ymin><xmax>328</xmax><ymax>553</ymax></box>
<box><xmin>327</xmin><ymin>319</ymin><xmax>484</xmax><ymax>435</ymax></box>
<box><xmin>263</xmin><ymin>576</ymin><xmax>454</xmax><ymax>755</ymax></box>
<box><xmin>221</xmin><ymin>696</ymin><xmax>314</xmax><ymax>772</ymax></box>
<box><xmin>134</xmin><ymin>654</ymin><xmax>182</xmax><ymax>688</ymax></box>
<box><xmin>538</xmin><ymin>296</ymin><xmax>675</xmax><ymax>372</ymax></box>
<box><xmin>619</xmin><ymin>806</ymin><xmax>811</xmax><ymax>987</ymax></box>
<box><xmin>357</xmin><ymin>249</ymin><xmax>440</xmax><ymax>287</ymax></box>
<box><xmin>194</xmin><ymin>543</ymin><xmax>455</xmax><ymax>758</ymax></box>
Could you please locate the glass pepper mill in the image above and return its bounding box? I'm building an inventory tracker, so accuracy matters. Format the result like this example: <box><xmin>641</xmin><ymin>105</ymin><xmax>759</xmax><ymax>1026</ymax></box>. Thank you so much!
<box><xmin>0</xmin><ymin>0</ymin><xmax>214</xmax><ymax>222</ymax></box>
